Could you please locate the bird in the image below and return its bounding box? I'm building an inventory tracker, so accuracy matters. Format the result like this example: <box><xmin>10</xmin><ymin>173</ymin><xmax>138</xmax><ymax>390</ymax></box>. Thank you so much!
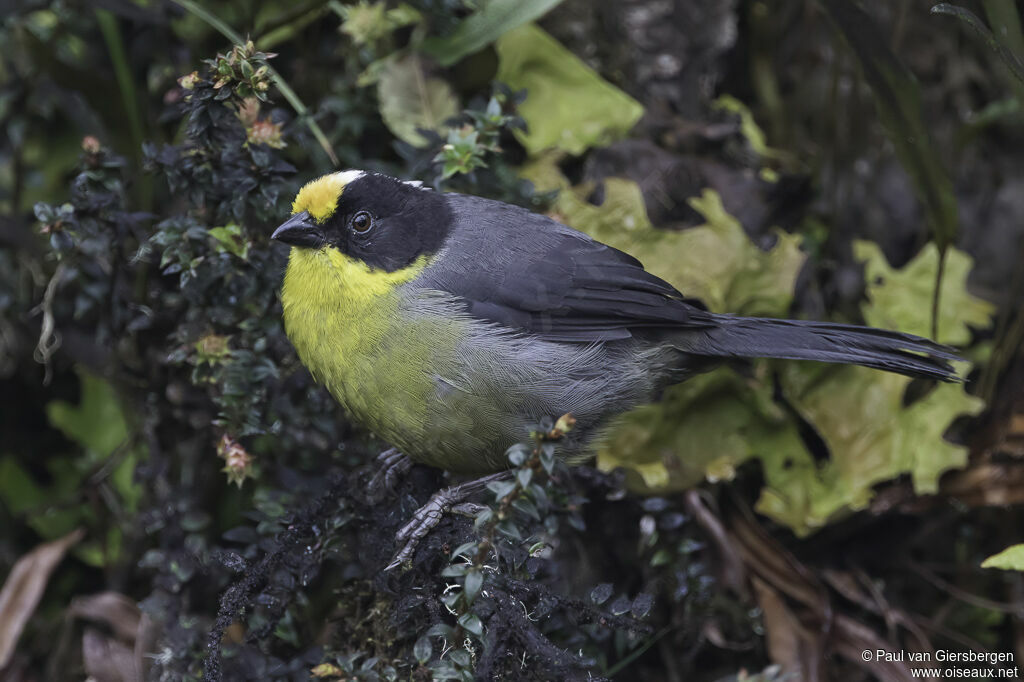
<box><xmin>272</xmin><ymin>169</ymin><xmax>960</xmax><ymax>566</ymax></box>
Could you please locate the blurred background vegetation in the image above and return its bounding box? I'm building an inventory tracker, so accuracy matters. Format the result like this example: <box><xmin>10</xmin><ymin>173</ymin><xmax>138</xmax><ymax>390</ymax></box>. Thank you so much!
<box><xmin>0</xmin><ymin>0</ymin><xmax>1022</xmax><ymax>680</ymax></box>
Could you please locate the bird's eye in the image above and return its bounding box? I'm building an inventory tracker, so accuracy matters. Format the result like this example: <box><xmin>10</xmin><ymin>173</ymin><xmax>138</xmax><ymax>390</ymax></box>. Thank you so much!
<box><xmin>351</xmin><ymin>211</ymin><xmax>373</xmax><ymax>233</ymax></box>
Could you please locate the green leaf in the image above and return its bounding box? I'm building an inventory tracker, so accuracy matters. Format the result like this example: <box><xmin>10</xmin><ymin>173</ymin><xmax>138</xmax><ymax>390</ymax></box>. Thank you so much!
<box><xmin>762</xmin><ymin>363</ymin><xmax>983</xmax><ymax>534</ymax></box>
<box><xmin>487</xmin><ymin>480</ymin><xmax>517</xmax><ymax>499</ymax></box>
<box><xmin>450</xmin><ymin>541</ymin><xmax>478</xmax><ymax>559</ymax></box>
<box><xmin>495</xmin><ymin>24</ymin><xmax>643</xmax><ymax>156</ymax></box>
<box><xmin>855</xmin><ymin>240</ymin><xmax>994</xmax><ymax>345</ymax></box>
<box><xmin>590</xmin><ymin>583</ymin><xmax>613</xmax><ymax>605</ymax></box>
<box><xmin>421</xmin><ymin>0</ymin><xmax>565</xmax><ymax>67</ymax></box>
<box><xmin>981</xmin><ymin>544</ymin><xmax>1024</xmax><ymax>570</ymax></box>
<box><xmin>45</xmin><ymin>368</ymin><xmax>143</xmax><ymax>517</ymax></box>
<box><xmin>0</xmin><ymin>457</ymin><xmax>47</xmax><ymax>515</ymax></box>
<box><xmin>46</xmin><ymin>368</ymin><xmax>128</xmax><ymax>460</ymax></box>
<box><xmin>538</xmin><ymin>444</ymin><xmax>555</xmax><ymax>474</ymax></box>
<box><xmin>457</xmin><ymin>612</ymin><xmax>484</xmax><ymax>637</ymax></box>
<box><xmin>440</xmin><ymin>564</ymin><xmax>468</xmax><ymax>577</ymax></box>
<box><xmin>598</xmin><ymin>369</ymin><xmax>803</xmax><ymax>490</ymax></box>
<box><xmin>755</xmin><ymin>243</ymin><xmax>989</xmax><ymax>533</ymax></box>
<box><xmin>712</xmin><ymin>95</ymin><xmax>782</xmax><ymax>159</ymax></box>
<box><xmin>208</xmin><ymin>223</ymin><xmax>249</xmax><ymax>259</ymax></box>
<box><xmin>377</xmin><ymin>54</ymin><xmax>459</xmax><ymax>146</ymax></box>
<box><xmin>0</xmin><ymin>458</ymin><xmax>82</xmax><ymax>540</ymax></box>
<box><xmin>511</xmin><ymin>497</ymin><xmax>540</xmax><ymax>520</ymax></box>
<box><xmin>506</xmin><ymin>443</ymin><xmax>530</xmax><ymax>465</ymax></box>
<box><xmin>463</xmin><ymin>569</ymin><xmax>483</xmax><ymax>604</ymax></box>
<box><xmin>427</xmin><ymin>623</ymin><xmax>457</xmax><ymax>641</ymax></box>
<box><xmin>413</xmin><ymin>634</ymin><xmax>433</xmax><ymax>664</ymax></box>
<box><xmin>822</xmin><ymin>0</ymin><xmax>958</xmax><ymax>250</ymax></box>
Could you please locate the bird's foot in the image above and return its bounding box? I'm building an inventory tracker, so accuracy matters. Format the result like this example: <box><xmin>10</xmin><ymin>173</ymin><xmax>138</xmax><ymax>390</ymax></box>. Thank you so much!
<box><xmin>385</xmin><ymin>471</ymin><xmax>511</xmax><ymax>571</ymax></box>
<box><xmin>366</xmin><ymin>447</ymin><xmax>414</xmax><ymax>504</ymax></box>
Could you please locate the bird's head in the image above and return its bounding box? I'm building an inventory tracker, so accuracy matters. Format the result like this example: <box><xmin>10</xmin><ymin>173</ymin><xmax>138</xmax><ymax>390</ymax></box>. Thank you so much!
<box><xmin>272</xmin><ymin>170</ymin><xmax>450</xmax><ymax>272</ymax></box>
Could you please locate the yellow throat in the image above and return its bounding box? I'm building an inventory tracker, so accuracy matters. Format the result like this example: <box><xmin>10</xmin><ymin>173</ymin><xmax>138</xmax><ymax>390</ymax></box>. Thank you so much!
<box><xmin>281</xmin><ymin>245</ymin><xmax>429</xmax><ymax>380</ymax></box>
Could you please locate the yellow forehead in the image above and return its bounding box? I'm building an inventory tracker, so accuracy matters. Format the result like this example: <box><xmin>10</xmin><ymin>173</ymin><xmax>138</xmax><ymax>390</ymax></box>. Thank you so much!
<box><xmin>291</xmin><ymin>170</ymin><xmax>364</xmax><ymax>222</ymax></box>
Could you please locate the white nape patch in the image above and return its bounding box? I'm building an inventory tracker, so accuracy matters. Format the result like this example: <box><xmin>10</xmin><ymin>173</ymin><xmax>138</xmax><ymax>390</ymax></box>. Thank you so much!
<box><xmin>334</xmin><ymin>168</ymin><xmax>432</xmax><ymax>190</ymax></box>
<box><xmin>333</xmin><ymin>169</ymin><xmax>366</xmax><ymax>186</ymax></box>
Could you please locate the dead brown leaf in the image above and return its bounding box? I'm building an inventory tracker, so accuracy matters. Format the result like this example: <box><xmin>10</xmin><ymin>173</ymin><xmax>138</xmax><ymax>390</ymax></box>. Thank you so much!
<box><xmin>68</xmin><ymin>592</ymin><xmax>156</xmax><ymax>682</ymax></box>
<box><xmin>82</xmin><ymin>627</ymin><xmax>138</xmax><ymax>682</ymax></box>
<box><xmin>69</xmin><ymin>592</ymin><xmax>141</xmax><ymax>642</ymax></box>
<box><xmin>714</xmin><ymin>498</ymin><xmax>927</xmax><ymax>681</ymax></box>
<box><xmin>0</xmin><ymin>528</ymin><xmax>85</xmax><ymax>668</ymax></box>
<box><xmin>751</xmin><ymin>576</ymin><xmax>820</xmax><ymax>680</ymax></box>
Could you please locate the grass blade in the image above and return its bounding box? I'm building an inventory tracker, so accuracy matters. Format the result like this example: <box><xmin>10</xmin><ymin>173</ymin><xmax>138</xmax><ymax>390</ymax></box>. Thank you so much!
<box><xmin>932</xmin><ymin>3</ymin><xmax>1024</xmax><ymax>85</ymax></box>
<box><xmin>421</xmin><ymin>0</ymin><xmax>566</xmax><ymax>66</ymax></box>
<box><xmin>823</xmin><ymin>0</ymin><xmax>961</xmax><ymax>338</ymax></box>
<box><xmin>95</xmin><ymin>10</ymin><xmax>145</xmax><ymax>157</ymax></box>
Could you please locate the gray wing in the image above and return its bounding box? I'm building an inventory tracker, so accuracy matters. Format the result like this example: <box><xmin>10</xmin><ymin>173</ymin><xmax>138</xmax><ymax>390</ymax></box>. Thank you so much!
<box><xmin>417</xmin><ymin>194</ymin><xmax>716</xmax><ymax>342</ymax></box>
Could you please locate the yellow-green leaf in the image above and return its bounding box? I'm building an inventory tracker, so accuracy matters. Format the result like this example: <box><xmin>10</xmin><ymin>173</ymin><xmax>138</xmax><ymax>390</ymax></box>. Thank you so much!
<box><xmin>596</xmin><ymin>368</ymin><xmax>804</xmax><ymax>492</ymax></box>
<box><xmin>45</xmin><ymin>368</ymin><xmax>143</xmax><ymax>526</ymax></box>
<box><xmin>377</xmin><ymin>54</ymin><xmax>458</xmax><ymax>146</ymax></box>
<box><xmin>496</xmin><ymin>24</ymin><xmax>643</xmax><ymax>156</ymax></box>
<box><xmin>713</xmin><ymin>95</ymin><xmax>781</xmax><ymax>159</ymax></box>
<box><xmin>208</xmin><ymin>223</ymin><xmax>249</xmax><ymax>260</ymax></box>
<box><xmin>760</xmin><ymin>363</ymin><xmax>983</xmax><ymax>534</ymax></box>
<box><xmin>982</xmin><ymin>544</ymin><xmax>1024</xmax><ymax>571</ymax></box>
<box><xmin>855</xmin><ymin>240</ymin><xmax>995</xmax><ymax>345</ymax></box>
<box><xmin>759</xmin><ymin>239</ymin><xmax>989</xmax><ymax>534</ymax></box>
<box><xmin>46</xmin><ymin>368</ymin><xmax>128</xmax><ymax>460</ymax></box>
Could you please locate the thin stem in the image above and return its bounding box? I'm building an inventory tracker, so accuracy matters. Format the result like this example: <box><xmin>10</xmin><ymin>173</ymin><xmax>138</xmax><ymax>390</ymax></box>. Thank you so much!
<box><xmin>94</xmin><ymin>9</ymin><xmax>154</xmax><ymax>208</ymax></box>
<box><xmin>930</xmin><ymin>246</ymin><xmax>946</xmax><ymax>341</ymax></box>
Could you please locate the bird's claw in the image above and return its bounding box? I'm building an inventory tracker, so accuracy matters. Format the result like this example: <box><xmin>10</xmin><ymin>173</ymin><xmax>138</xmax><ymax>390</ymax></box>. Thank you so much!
<box><xmin>366</xmin><ymin>447</ymin><xmax>413</xmax><ymax>504</ymax></box>
<box><xmin>384</xmin><ymin>471</ymin><xmax>511</xmax><ymax>571</ymax></box>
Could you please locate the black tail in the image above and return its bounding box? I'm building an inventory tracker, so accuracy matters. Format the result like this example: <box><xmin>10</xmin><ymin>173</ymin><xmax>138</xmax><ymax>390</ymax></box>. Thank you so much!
<box><xmin>678</xmin><ymin>315</ymin><xmax>962</xmax><ymax>382</ymax></box>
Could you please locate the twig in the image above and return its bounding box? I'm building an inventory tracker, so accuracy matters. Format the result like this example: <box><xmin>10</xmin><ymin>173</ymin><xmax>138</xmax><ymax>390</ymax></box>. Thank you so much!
<box><xmin>908</xmin><ymin>560</ymin><xmax>1024</xmax><ymax>616</ymax></box>
<box><xmin>32</xmin><ymin>263</ymin><xmax>65</xmax><ymax>386</ymax></box>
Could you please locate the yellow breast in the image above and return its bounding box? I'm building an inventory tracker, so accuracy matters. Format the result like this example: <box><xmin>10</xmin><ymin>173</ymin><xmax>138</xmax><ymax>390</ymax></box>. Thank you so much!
<box><xmin>280</xmin><ymin>246</ymin><xmax>437</xmax><ymax>444</ymax></box>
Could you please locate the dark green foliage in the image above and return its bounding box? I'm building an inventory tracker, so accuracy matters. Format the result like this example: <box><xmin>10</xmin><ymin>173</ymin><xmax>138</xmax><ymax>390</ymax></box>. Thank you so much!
<box><xmin>3</xmin><ymin>7</ymin><xmax>699</xmax><ymax>679</ymax></box>
<box><xmin>398</xmin><ymin>84</ymin><xmax>554</xmax><ymax>209</ymax></box>
<box><xmin>1</xmin><ymin>1</ymin><xmax>1020</xmax><ymax>681</ymax></box>
<box><xmin>413</xmin><ymin>420</ymin><xmax>655</xmax><ymax>681</ymax></box>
